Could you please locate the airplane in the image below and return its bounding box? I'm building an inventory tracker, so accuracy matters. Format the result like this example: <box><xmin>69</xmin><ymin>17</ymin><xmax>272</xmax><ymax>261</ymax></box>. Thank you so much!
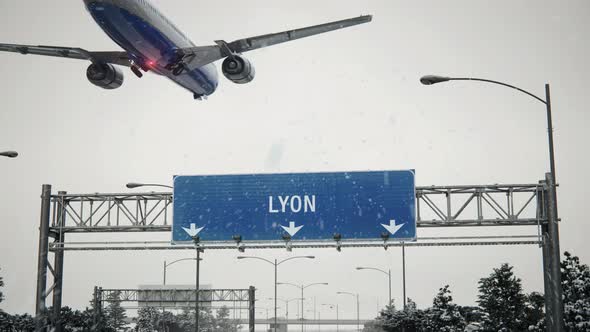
<box><xmin>0</xmin><ymin>0</ymin><xmax>372</xmax><ymax>100</ymax></box>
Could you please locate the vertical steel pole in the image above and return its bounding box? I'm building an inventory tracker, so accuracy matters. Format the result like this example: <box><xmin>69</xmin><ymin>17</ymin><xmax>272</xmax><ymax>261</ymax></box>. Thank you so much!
<box><xmin>541</xmin><ymin>178</ymin><xmax>555</xmax><ymax>331</ymax></box>
<box><xmin>336</xmin><ymin>304</ymin><xmax>339</xmax><ymax>332</ymax></box>
<box><xmin>163</xmin><ymin>261</ymin><xmax>167</xmax><ymax>285</ymax></box>
<box><xmin>195</xmin><ymin>247</ymin><xmax>200</xmax><ymax>332</ymax></box>
<box><xmin>301</xmin><ymin>287</ymin><xmax>304</xmax><ymax>332</ymax></box>
<box><xmin>315</xmin><ymin>297</ymin><xmax>318</xmax><ymax>332</ymax></box>
<box><xmin>52</xmin><ymin>191</ymin><xmax>67</xmax><ymax>332</ymax></box>
<box><xmin>356</xmin><ymin>294</ymin><xmax>360</xmax><ymax>332</ymax></box>
<box><xmin>542</xmin><ymin>223</ymin><xmax>554</xmax><ymax>330</ymax></box>
<box><xmin>402</xmin><ymin>242</ymin><xmax>407</xmax><ymax>309</ymax></box>
<box><xmin>92</xmin><ymin>286</ymin><xmax>97</xmax><ymax>329</ymax></box>
<box><xmin>35</xmin><ymin>184</ymin><xmax>51</xmax><ymax>332</ymax></box>
<box><xmin>546</xmin><ymin>173</ymin><xmax>564</xmax><ymax>331</ymax></box>
<box><xmin>274</xmin><ymin>260</ymin><xmax>278</xmax><ymax>332</ymax></box>
<box><xmin>544</xmin><ymin>84</ymin><xmax>564</xmax><ymax>331</ymax></box>
<box><xmin>93</xmin><ymin>287</ymin><xmax>104</xmax><ymax>330</ymax></box>
<box><xmin>388</xmin><ymin>269</ymin><xmax>392</xmax><ymax>307</ymax></box>
<box><xmin>249</xmin><ymin>286</ymin><xmax>256</xmax><ymax>332</ymax></box>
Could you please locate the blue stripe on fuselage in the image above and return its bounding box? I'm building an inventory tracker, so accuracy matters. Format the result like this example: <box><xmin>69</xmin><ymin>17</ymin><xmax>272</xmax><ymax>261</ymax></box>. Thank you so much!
<box><xmin>85</xmin><ymin>1</ymin><xmax>218</xmax><ymax>96</ymax></box>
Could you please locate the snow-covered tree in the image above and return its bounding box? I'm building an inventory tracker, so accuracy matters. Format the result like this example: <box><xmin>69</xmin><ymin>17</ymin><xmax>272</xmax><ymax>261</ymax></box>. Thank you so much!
<box><xmin>477</xmin><ymin>263</ymin><xmax>527</xmax><ymax>331</ymax></box>
<box><xmin>373</xmin><ymin>298</ymin><xmax>425</xmax><ymax>332</ymax></box>
<box><xmin>213</xmin><ymin>306</ymin><xmax>240</xmax><ymax>331</ymax></box>
<box><xmin>104</xmin><ymin>291</ymin><xmax>128</xmax><ymax>331</ymax></box>
<box><xmin>423</xmin><ymin>285</ymin><xmax>466</xmax><ymax>331</ymax></box>
<box><xmin>523</xmin><ymin>292</ymin><xmax>545</xmax><ymax>331</ymax></box>
<box><xmin>136</xmin><ymin>307</ymin><xmax>159</xmax><ymax>331</ymax></box>
<box><xmin>561</xmin><ymin>251</ymin><xmax>590</xmax><ymax>330</ymax></box>
<box><xmin>0</xmin><ymin>267</ymin><xmax>4</xmax><ymax>306</ymax></box>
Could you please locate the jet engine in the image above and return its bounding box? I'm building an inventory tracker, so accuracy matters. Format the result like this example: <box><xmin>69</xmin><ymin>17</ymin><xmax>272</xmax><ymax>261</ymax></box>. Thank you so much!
<box><xmin>86</xmin><ymin>63</ymin><xmax>124</xmax><ymax>89</ymax></box>
<box><xmin>221</xmin><ymin>55</ymin><xmax>255</xmax><ymax>84</ymax></box>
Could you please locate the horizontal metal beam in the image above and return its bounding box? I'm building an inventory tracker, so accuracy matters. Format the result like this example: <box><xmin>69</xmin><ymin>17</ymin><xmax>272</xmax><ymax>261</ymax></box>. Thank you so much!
<box><xmin>237</xmin><ymin>318</ymin><xmax>370</xmax><ymax>325</ymax></box>
<box><xmin>48</xmin><ymin>182</ymin><xmax>546</xmax><ymax>235</ymax></box>
<box><xmin>51</xmin><ymin>240</ymin><xmax>541</xmax><ymax>251</ymax></box>
<box><xmin>99</xmin><ymin>288</ymin><xmax>252</xmax><ymax>303</ymax></box>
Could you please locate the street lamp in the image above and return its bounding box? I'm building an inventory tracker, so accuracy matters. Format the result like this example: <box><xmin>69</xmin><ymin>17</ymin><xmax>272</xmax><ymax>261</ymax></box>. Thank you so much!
<box><xmin>337</xmin><ymin>292</ymin><xmax>360</xmax><ymax>332</ymax></box>
<box><xmin>420</xmin><ymin>74</ymin><xmax>563</xmax><ymax>330</ymax></box>
<box><xmin>125</xmin><ymin>182</ymin><xmax>173</xmax><ymax>189</ymax></box>
<box><xmin>237</xmin><ymin>255</ymin><xmax>315</xmax><ymax>332</ymax></box>
<box><xmin>162</xmin><ymin>258</ymin><xmax>201</xmax><ymax>285</ymax></box>
<box><xmin>321</xmin><ymin>303</ymin><xmax>339</xmax><ymax>332</ymax></box>
<box><xmin>277</xmin><ymin>282</ymin><xmax>328</xmax><ymax>332</ymax></box>
<box><xmin>0</xmin><ymin>151</ymin><xmax>18</xmax><ymax>158</ymax></box>
<box><xmin>356</xmin><ymin>267</ymin><xmax>391</xmax><ymax>306</ymax></box>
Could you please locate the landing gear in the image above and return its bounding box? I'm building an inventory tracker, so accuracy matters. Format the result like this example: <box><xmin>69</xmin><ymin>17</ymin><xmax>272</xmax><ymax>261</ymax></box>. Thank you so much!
<box><xmin>193</xmin><ymin>93</ymin><xmax>207</xmax><ymax>100</ymax></box>
<box><xmin>172</xmin><ymin>63</ymin><xmax>186</xmax><ymax>76</ymax></box>
<box><xmin>165</xmin><ymin>49</ymin><xmax>191</xmax><ymax>76</ymax></box>
<box><xmin>130</xmin><ymin>65</ymin><xmax>143</xmax><ymax>78</ymax></box>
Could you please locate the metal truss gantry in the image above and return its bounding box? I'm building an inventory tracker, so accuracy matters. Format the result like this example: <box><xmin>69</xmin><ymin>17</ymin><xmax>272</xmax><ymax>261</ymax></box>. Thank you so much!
<box><xmin>36</xmin><ymin>179</ymin><xmax>553</xmax><ymax>331</ymax></box>
<box><xmin>93</xmin><ymin>287</ymin><xmax>255</xmax><ymax>329</ymax></box>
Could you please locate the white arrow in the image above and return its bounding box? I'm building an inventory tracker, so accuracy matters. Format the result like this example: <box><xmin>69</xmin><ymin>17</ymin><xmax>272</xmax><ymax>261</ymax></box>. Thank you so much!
<box><xmin>182</xmin><ymin>223</ymin><xmax>205</xmax><ymax>237</ymax></box>
<box><xmin>280</xmin><ymin>221</ymin><xmax>304</xmax><ymax>237</ymax></box>
<box><xmin>381</xmin><ymin>219</ymin><xmax>405</xmax><ymax>236</ymax></box>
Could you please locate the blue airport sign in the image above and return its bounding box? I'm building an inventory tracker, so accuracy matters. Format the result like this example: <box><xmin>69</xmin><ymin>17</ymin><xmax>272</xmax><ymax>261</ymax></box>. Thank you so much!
<box><xmin>172</xmin><ymin>170</ymin><xmax>416</xmax><ymax>243</ymax></box>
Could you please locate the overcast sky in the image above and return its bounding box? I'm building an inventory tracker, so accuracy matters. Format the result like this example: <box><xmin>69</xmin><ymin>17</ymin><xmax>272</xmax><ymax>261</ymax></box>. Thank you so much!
<box><xmin>1</xmin><ymin>0</ymin><xmax>589</xmax><ymax>329</ymax></box>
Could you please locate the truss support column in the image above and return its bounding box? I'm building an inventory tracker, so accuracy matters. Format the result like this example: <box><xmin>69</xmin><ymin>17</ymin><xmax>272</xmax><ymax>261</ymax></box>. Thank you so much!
<box><xmin>52</xmin><ymin>191</ymin><xmax>67</xmax><ymax>332</ymax></box>
<box><xmin>545</xmin><ymin>172</ymin><xmax>564</xmax><ymax>331</ymax></box>
<box><xmin>541</xmin><ymin>222</ymin><xmax>554</xmax><ymax>330</ymax></box>
<box><xmin>93</xmin><ymin>286</ymin><xmax>102</xmax><ymax>330</ymax></box>
<box><xmin>248</xmin><ymin>286</ymin><xmax>256</xmax><ymax>332</ymax></box>
<box><xmin>540</xmin><ymin>179</ymin><xmax>554</xmax><ymax>331</ymax></box>
<box><xmin>35</xmin><ymin>184</ymin><xmax>52</xmax><ymax>332</ymax></box>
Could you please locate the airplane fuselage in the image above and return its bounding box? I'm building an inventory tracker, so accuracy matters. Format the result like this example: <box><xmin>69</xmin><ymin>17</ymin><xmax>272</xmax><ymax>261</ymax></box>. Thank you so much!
<box><xmin>84</xmin><ymin>0</ymin><xmax>218</xmax><ymax>97</ymax></box>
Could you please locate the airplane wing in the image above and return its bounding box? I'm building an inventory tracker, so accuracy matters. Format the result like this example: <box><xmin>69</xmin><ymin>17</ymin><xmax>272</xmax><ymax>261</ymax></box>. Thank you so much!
<box><xmin>180</xmin><ymin>15</ymin><xmax>372</xmax><ymax>70</ymax></box>
<box><xmin>0</xmin><ymin>43</ymin><xmax>130</xmax><ymax>67</ymax></box>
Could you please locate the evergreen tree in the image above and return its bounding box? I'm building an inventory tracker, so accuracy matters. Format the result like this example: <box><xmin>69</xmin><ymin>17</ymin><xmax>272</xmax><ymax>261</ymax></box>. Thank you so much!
<box><xmin>0</xmin><ymin>311</ymin><xmax>13</xmax><ymax>331</ymax></box>
<box><xmin>175</xmin><ymin>306</ymin><xmax>217</xmax><ymax>331</ymax></box>
<box><xmin>561</xmin><ymin>251</ymin><xmax>590</xmax><ymax>330</ymax></box>
<box><xmin>477</xmin><ymin>263</ymin><xmax>527</xmax><ymax>331</ymax></box>
<box><xmin>136</xmin><ymin>307</ymin><xmax>159</xmax><ymax>332</ymax></box>
<box><xmin>214</xmin><ymin>306</ymin><xmax>239</xmax><ymax>332</ymax></box>
<box><xmin>522</xmin><ymin>292</ymin><xmax>545</xmax><ymax>331</ymax></box>
<box><xmin>0</xmin><ymin>267</ymin><xmax>4</xmax><ymax>306</ymax></box>
<box><xmin>88</xmin><ymin>295</ymin><xmax>107</xmax><ymax>331</ymax></box>
<box><xmin>104</xmin><ymin>291</ymin><xmax>128</xmax><ymax>331</ymax></box>
<box><xmin>457</xmin><ymin>306</ymin><xmax>485</xmax><ymax>326</ymax></box>
<box><xmin>374</xmin><ymin>298</ymin><xmax>425</xmax><ymax>332</ymax></box>
<box><xmin>424</xmin><ymin>285</ymin><xmax>466</xmax><ymax>331</ymax></box>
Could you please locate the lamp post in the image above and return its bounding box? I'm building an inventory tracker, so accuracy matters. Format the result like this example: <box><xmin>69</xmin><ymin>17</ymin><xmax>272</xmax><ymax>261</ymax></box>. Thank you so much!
<box><xmin>277</xmin><ymin>282</ymin><xmax>328</xmax><ymax>332</ymax></box>
<box><xmin>0</xmin><ymin>151</ymin><xmax>18</xmax><ymax>158</ymax></box>
<box><xmin>126</xmin><ymin>182</ymin><xmax>172</xmax><ymax>189</ymax></box>
<box><xmin>321</xmin><ymin>304</ymin><xmax>339</xmax><ymax>332</ymax></box>
<box><xmin>420</xmin><ymin>75</ymin><xmax>563</xmax><ymax>331</ymax></box>
<box><xmin>192</xmin><ymin>236</ymin><xmax>202</xmax><ymax>332</ymax></box>
<box><xmin>356</xmin><ymin>267</ymin><xmax>391</xmax><ymax>306</ymax></box>
<box><xmin>163</xmin><ymin>258</ymin><xmax>200</xmax><ymax>285</ymax></box>
<box><xmin>237</xmin><ymin>256</ymin><xmax>315</xmax><ymax>332</ymax></box>
<box><xmin>337</xmin><ymin>292</ymin><xmax>359</xmax><ymax>332</ymax></box>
